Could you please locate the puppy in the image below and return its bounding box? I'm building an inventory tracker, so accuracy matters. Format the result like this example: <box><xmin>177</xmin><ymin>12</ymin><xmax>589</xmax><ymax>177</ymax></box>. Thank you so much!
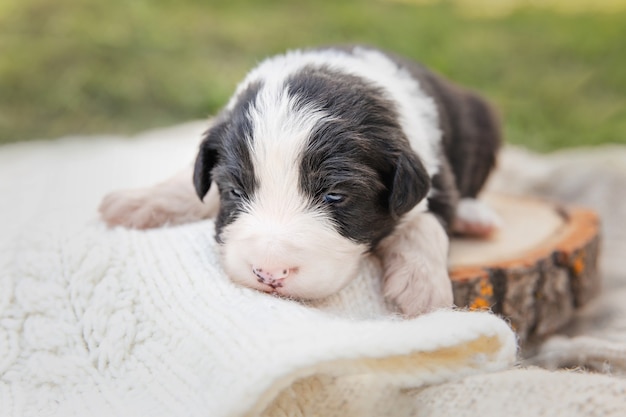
<box><xmin>100</xmin><ymin>46</ymin><xmax>501</xmax><ymax>316</ymax></box>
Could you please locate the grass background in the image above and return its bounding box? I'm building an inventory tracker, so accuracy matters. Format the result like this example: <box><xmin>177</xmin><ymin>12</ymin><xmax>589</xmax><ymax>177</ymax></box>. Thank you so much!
<box><xmin>1</xmin><ymin>0</ymin><xmax>625</xmax><ymax>151</ymax></box>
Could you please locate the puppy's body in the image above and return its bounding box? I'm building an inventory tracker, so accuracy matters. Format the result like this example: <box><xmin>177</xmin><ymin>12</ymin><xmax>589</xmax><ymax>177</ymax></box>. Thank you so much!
<box><xmin>100</xmin><ymin>46</ymin><xmax>500</xmax><ymax>316</ymax></box>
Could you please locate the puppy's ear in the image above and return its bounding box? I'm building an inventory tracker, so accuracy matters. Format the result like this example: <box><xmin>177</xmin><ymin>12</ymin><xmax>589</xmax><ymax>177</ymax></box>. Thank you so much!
<box><xmin>193</xmin><ymin>123</ymin><xmax>225</xmax><ymax>200</ymax></box>
<box><xmin>389</xmin><ymin>151</ymin><xmax>430</xmax><ymax>218</ymax></box>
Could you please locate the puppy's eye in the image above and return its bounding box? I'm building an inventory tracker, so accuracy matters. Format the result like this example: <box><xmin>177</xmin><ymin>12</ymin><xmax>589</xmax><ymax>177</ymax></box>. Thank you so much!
<box><xmin>229</xmin><ymin>188</ymin><xmax>244</xmax><ymax>199</ymax></box>
<box><xmin>323</xmin><ymin>193</ymin><xmax>345</xmax><ymax>205</ymax></box>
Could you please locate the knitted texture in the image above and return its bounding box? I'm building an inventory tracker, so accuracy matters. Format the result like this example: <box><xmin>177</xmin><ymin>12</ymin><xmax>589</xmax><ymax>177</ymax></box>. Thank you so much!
<box><xmin>411</xmin><ymin>368</ymin><xmax>626</xmax><ymax>417</ymax></box>
<box><xmin>0</xmin><ymin>122</ymin><xmax>517</xmax><ymax>417</ymax></box>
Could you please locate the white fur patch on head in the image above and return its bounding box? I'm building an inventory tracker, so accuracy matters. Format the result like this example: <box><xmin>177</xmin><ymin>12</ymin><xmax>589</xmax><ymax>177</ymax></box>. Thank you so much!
<box><xmin>219</xmin><ymin>82</ymin><xmax>368</xmax><ymax>299</ymax></box>
<box><xmin>247</xmin><ymin>82</ymin><xmax>327</xmax><ymax>217</ymax></box>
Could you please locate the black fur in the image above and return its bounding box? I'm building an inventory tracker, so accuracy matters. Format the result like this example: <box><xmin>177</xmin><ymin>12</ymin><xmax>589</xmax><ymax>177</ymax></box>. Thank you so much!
<box><xmin>288</xmin><ymin>66</ymin><xmax>430</xmax><ymax>247</ymax></box>
<box><xmin>382</xmin><ymin>50</ymin><xmax>501</xmax><ymax>207</ymax></box>
<box><xmin>193</xmin><ymin>82</ymin><xmax>262</xmax><ymax>240</ymax></box>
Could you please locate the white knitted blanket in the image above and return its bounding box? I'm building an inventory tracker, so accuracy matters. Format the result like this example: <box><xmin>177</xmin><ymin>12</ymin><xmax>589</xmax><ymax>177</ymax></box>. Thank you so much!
<box><xmin>0</xmin><ymin>122</ymin><xmax>517</xmax><ymax>417</ymax></box>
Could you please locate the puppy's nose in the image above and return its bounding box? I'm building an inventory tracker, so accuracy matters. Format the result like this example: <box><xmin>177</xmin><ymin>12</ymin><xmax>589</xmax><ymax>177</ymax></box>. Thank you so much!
<box><xmin>252</xmin><ymin>266</ymin><xmax>292</xmax><ymax>287</ymax></box>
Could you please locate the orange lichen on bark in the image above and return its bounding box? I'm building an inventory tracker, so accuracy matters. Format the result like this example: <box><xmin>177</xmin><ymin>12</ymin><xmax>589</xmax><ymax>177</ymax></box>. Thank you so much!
<box><xmin>479</xmin><ymin>278</ymin><xmax>494</xmax><ymax>297</ymax></box>
<box><xmin>469</xmin><ymin>278</ymin><xmax>494</xmax><ymax>311</ymax></box>
<box><xmin>470</xmin><ymin>297</ymin><xmax>491</xmax><ymax>311</ymax></box>
<box><xmin>571</xmin><ymin>252</ymin><xmax>586</xmax><ymax>276</ymax></box>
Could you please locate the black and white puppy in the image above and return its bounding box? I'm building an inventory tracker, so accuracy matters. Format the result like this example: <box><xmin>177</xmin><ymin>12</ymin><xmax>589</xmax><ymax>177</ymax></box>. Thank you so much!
<box><xmin>100</xmin><ymin>46</ymin><xmax>501</xmax><ymax>316</ymax></box>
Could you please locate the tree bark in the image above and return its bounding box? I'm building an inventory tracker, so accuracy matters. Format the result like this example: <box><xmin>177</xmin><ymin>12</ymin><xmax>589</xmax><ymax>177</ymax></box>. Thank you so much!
<box><xmin>449</xmin><ymin>195</ymin><xmax>601</xmax><ymax>344</ymax></box>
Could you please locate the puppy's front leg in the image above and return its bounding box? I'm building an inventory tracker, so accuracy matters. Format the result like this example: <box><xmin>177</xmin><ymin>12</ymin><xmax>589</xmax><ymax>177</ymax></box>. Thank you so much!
<box><xmin>376</xmin><ymin>209</ymin><xmax>453</xmax><ymax>317</ymax></box>
<box><xmin>99</xmin><ymin>167</ymin><xmax>219</xmax><ymax>229</ymax></box>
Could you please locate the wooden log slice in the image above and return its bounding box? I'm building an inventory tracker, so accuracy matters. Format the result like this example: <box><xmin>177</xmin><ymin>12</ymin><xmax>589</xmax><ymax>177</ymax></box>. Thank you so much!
<box><xmin>449</xmin><ymin>194</ymin><xmax>601</xmax><ymax>343</ymax></box>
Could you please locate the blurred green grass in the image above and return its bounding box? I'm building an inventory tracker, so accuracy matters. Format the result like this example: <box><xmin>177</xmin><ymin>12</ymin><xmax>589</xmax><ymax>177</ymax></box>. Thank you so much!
<box><xmin>1</xmin><ymin>0</ymin><xmax>625</xmax><ymax>151</ymax></box>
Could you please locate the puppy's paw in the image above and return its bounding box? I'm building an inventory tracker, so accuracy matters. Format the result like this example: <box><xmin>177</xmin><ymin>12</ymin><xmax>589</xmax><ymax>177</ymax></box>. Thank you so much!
<box><xmin>99</xmin><ymin>169</ymin><xmax>220</xmax><ymax>229</ymax></box>
<box><xmin>99</xmin><ymin>188</ymin><xmax>175</xmax><ymax>229</ymax></box>
<box><xmin>453</xmin><ymin>198</ymin><xmax>502</xmax><ymax>238</ymax></box>
<box><xmin>382</xmin><ymin>253</ymin><xmax>453</xmax><ymax>317</ymax></box>
<box><xmin>377</xmin><ymin>211</ymin><xmax>453</xmax><ymax>317</ymax></box>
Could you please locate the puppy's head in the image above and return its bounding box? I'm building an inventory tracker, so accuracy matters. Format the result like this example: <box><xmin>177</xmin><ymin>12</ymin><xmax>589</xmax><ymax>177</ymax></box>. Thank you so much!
<box><xmin>194</xmin><ymin>69</ymin><xmax>430</xmax><ymax>299</ymax></box>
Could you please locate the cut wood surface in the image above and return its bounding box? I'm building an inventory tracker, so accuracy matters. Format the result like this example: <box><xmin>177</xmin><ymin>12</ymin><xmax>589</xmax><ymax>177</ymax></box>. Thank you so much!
<box><xmin>448</xmin><ymin>194</ymin><xmax>601</xmax><ymax>343</ymax></box>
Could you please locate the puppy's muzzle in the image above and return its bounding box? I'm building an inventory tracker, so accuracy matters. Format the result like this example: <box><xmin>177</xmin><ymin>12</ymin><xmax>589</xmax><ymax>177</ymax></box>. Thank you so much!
<box><xmin>252</xmin><ymin>266</ymin><xmax>295</xmax><ymax>289</ymax></box>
